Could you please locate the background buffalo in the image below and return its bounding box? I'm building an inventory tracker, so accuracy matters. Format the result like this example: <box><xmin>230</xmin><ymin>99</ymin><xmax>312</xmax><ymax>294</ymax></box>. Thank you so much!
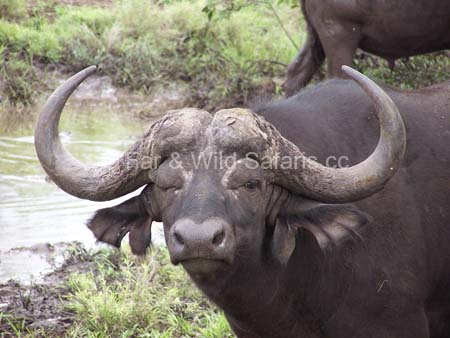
<box><xmin>283</xmin><ymin>0</ymin><xmax>450</xmax><ymax>96</ymax></box>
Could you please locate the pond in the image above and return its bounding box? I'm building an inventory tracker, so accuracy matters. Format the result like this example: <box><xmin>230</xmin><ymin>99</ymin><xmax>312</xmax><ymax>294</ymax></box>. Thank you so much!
<box><xmin>0</xmin><ymin>83</ymin><xmax>167</xmax><ymax>283</ymax></box>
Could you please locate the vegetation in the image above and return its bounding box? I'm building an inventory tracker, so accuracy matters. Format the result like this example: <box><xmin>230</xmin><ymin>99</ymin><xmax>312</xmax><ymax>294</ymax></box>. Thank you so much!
<box><xmin>0</xmin><ymin>55</ymin><xmax>36</xmax><ymax>106</ymax></box>
<box><xmin>0</xmin><ymin>245</ymin><xmax>233</xmax><ymax>337</ymax></box>
<box><xmin>355</xmin><ymin>52</ymin><xmax>450</xmax><ymax>89</ymax></box>
<box><xmin>0</xmin><ymin>0</ymin><xmax>303</xmax><ymax>110</ymax></box>
<box><xmin>65</xmin><ymin>246</ymin><xmax>233</xmax><ymax>337</ymax></box>
<box><xmin>0</xmin><ymin>0</ymin><xmax>27</xmax><ymax>20</ymax></box>
<box><xmin>0</xmin><ymin>0</ymin><xmax>448</xmax><ymax>111</ymax></box>
<box><xmin>0</xmin><ymin>1</ymin><xmax>449</xmax><ymax>336</ymax></box>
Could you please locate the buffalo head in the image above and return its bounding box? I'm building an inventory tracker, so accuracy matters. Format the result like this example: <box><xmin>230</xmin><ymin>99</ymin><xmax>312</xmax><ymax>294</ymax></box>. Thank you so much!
<box><xmin>35</xmin><ymin>66</ymin><xmax>406</xmax><ymax>280</ymax></box>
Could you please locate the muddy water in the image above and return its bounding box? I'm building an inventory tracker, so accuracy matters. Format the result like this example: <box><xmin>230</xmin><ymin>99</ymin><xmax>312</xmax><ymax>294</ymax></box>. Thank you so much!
<box><xmin>0</xmin><ymin>84</ymin><xmax>168</xmax><ymax>283</ymax></box>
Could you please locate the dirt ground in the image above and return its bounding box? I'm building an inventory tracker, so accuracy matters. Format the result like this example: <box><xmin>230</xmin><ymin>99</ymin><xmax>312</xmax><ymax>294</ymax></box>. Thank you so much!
<box><xmin>0</xmin><ymin>245</ymin><xmax>97</xmax><ymax>337</ymax></box>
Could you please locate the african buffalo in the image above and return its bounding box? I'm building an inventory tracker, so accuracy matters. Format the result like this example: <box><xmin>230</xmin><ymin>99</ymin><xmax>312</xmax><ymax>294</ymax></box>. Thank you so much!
<box><xmin>35</xmin><ymin>66</ymin><xmax>450</xmax><ymax>337</ymax></box>
<box><xmin>283</xmin><ymin>0</ymin><xmax>450</xmax><ymax>96</ymax></box>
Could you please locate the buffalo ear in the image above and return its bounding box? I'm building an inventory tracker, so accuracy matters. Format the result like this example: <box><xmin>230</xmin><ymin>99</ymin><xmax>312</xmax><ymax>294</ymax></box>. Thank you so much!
<box><xmin>87</xmin><ymin>195</ymin><xmax>152</xmax><ymax>255</ymax></box>
<box><xmin>291</xmin><ymin>205</ymin><xmax>371</xmax><ymax>250</ymax></box>
<box><xmin>272</xmin><ymin>204</ymin><xmax>371</xmax><ymax>264</ymax></box>
<box><xmin>272</xmin><ymin>217</ymin><xmax>296</xmax><ymax>265</ymax></box>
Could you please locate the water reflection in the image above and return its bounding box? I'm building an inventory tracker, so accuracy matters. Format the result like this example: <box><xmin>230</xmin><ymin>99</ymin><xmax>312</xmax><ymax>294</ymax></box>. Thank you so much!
<box><xmin>0</xmin><ymin>100</ymin><xmax>164</xmax><ymax>282</ymax></box>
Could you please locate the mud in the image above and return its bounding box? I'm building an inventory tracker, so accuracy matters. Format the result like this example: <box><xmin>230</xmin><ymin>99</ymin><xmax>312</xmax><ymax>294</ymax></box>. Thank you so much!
<box><xmin>0</xmin><ymin>244</ymin><xmax>72</xmax><ymax>285</ymax></box>
<box><xmin>0</xmin><ymin>63</ymin><xmax>276</xmax><ymax>337</ymax></box>
<box><xmin>0</xmin><ymin>243</ymin><xmax>98</xmax><ymax>337</ymax></box>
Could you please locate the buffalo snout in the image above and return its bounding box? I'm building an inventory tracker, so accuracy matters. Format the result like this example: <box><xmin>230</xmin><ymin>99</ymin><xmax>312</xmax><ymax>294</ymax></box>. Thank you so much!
<box><xmin>168</xmin><ymin>217</ymin><xmax>235</xmax><ymax>274</ymax></box>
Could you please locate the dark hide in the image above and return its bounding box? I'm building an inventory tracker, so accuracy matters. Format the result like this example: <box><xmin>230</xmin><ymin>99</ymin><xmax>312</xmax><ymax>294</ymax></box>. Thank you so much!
<box><xmin>283</xmin><ymin>0</ymin><xmax>450</xmax><ymax>95</ymax></box>
<box><xmin>88</xmin><ymin>79</ymin><xmax>450</xmax><ymax>337</ymax></box>
<box><xmin>251</xmin><ymin>79</ymin><xmax>450</xmax><ymax>337</ymax></box>
<box><xmin>280</xmin><ymin>205</ymin><xmax>371</xmax><ymax>253</ymax></box>
<box><xmin>88</xmin><ymin>185</ymin><xmax>160</xmax><ymax>255</ymax></box>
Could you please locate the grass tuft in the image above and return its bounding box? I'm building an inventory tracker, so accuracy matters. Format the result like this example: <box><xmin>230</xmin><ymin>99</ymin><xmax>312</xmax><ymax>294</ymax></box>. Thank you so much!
<box><xmin>0</xmin><ymin>52</ymin><xmax>37</xmax><ymax>106</ymax></box>
<box><xmin>0</xmin><ymin>0</ymin><xmax>28</xmax><ymax>21</ymax></box>
<box><xmin>355</xmin><ymin>52</ymin><xmax>450</xmax><ymax>89</ymax></box>
<box><xmin>65</xmin><ymin>246</ymin><xmax>233</xmax><ymax>337</ymax></box>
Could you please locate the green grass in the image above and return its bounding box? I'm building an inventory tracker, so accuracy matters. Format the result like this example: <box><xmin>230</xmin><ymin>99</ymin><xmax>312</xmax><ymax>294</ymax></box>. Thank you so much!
<box><xmin>0</xmin><ymin>306</ymin><xmax>51</xmax><ymax>338</ymax></box>
<box><xmin>0</xmin><ymin>0</ymin><xmax>448</xmax><ymax>112</ymax></box>
<box><xmin>64</xmin><ymin>247</ymin><xmax>233</xmax><ymax>338</ymax></box>
<box><xmin>0</xmin><ymin>245</ymin><xmax>233</xmax><ymax>337</ymax></box>
<box><xmin>0</xmin><ymin>0</ymin><xmax>303</xmax><ymax>109</ymax></box>
<box><xmin>0</xmin><ymin>313</ymin><xmax>29</xmax><ymax>337</ymax></box>
<box><xmin>0</xmin><ymin>56</ymin><xmax>36</xmax><ymax>106</ymax></box>
<box><xmin>0</xmin><ymin>0</ymin><xmax>27</xmax><ymax>21</ymax></box>
<box><xmin>355</xmin><ymin>52</ymin><xmax>450</xmax><ymax>90</ymax></box>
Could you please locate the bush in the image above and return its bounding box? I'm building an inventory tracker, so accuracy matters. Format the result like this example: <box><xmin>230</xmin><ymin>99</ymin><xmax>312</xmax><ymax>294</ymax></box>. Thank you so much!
<box><xmin>0</xmin><ymin>53</ymin><xmax>36</xmax><ymax>106</ymax></box>
<box><xmin>0</xmin><ymin>0</ymin><xmax>27</xmax><ymax>21</ymax></box>
<box><xmin>0</xmin><ymin>0</ymin><xmax>448</xmax><ymax>109</ymax></box>
<box><xmin>0</xmin><ymin>20</ymin><xmax>61</xmax><ymax>62</ymax></box>
<box><xmin>355</xmin><ymin>52</ymin><xmax>450</xmax><ymax>90</ymax></box>
<box><xmin>0</xmin><ymin>0</ymin><xmax>303</xmax><ymax>108</ymax></box>
<box><xmin>54</xmin><ymin>6</ymin><xmax>114</xmax><ymax>36</ymax></box>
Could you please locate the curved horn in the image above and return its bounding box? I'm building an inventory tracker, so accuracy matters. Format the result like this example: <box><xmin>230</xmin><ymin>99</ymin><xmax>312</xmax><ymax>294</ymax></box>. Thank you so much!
<box><xmin>273</xmin><ymin>66</ymin><xmax>406</xmax><ymax>202</ymax></box>
<box><xmin>213</xmin><ymin>66</ymin><xmax>406</xmax><ymax>203</ymax></box>
<box><xmin>34</xmin><ymin>66</ymin><xmax>156</xmax><ymax>201</ymax></box>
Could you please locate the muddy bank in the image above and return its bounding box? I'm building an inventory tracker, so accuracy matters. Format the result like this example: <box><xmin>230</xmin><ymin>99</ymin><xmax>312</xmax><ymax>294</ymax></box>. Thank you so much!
<box><xmin>0</xmin><ymin>243</ymin><xmax>69</xmax><ymax>285</ymax></box>
<box><xmin>44</xmin><ymin>67</ymin><xmax>196</xmax><ymax>117</ymax></box>
<box><xmin>0</xmin><ymin>243</ymin><xmax>104</xmax><ymax>337</ymax></box>
<box><xmin>0</xmin><ymin>71</ymin><xmax>174</xmax><ymax>284</ymax></box>
<box><xmin>0</xmin><ymin>69</ymin><xmax>275</xmax><ymax>335</ymax></box>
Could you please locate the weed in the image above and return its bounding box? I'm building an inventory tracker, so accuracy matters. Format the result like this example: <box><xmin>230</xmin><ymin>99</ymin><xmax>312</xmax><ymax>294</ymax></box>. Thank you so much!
<box><xmin>0</xmin><ymin>52</ymin><xmax>36</xmax><ymax>106</ymax></box>
<box><xmin>65</xmin><ymin>246</ymin><xmax>233</xmax><ymax>337</ymax></box>
<box><xmin>0</xmin><ymin>0</ymin><xmax>27</xmax><ymax>21</ymax></box>
<box><xmin>355</xmin><ymin>52</ymin><xmax>450</xmax><ymax>89</ymax></box>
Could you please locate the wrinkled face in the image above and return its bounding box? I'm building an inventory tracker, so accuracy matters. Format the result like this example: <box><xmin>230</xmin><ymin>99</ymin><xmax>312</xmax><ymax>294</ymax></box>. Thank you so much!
<box><xmin>146</xmin><ymin>151</ymin><xmax>274</xmax><ymax>277</ymax></box>
<box><xmin>84</xmin><ymin>107</ymin><xmax>375</xmax><ymax>281</ymax></box>
<box><xmin>38</xmin><ymin>68</ymin><xmax>402</xmax><ymax>285</ymax></box>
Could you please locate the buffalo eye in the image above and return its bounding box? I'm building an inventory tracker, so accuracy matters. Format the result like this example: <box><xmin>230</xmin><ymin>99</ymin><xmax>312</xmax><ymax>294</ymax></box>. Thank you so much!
<box><xmin>156</xmin><ymin>180</ymin><xmax>182</xmax><ymax>192</ymax></box>
<box><xmin>160</xmin><ymin>184</ymin><xmax>180</xmax><ymax>192</ymax></box>
<box><xmin>243</xmin><ymin>179</ymin><xmax>260</xmax><ymax>191</ymax></box>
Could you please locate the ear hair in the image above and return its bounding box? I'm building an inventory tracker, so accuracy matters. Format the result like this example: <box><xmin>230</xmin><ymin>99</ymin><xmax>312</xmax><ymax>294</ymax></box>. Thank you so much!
<box><xmin>271</xmin><ymin>204</ymin><xmax>371</xmax><ymax>265</ymax></box>
<box><xmin>291</xmin><ymin>205</ymin><xmax>371</xmax><ymax>250</ymax></box>
<box><xmin>87</xmin><ymin>189</ymin><xmax>160</xmax><ymax>255</ymax></box>
<box><xmin>271</xmin><ymin>217</ymin><xmax>296</xmax><ymax>265</ymax></box>
<box><xmin>265</xmin><ymin>185</ymin><xmax>290</xmax><ymax>226</ymax></box>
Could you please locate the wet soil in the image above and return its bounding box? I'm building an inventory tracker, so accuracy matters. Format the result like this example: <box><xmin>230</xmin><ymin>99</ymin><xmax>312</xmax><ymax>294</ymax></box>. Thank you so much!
<box><xmin>0</xmin><ymin>243</ymin><xmax>98</xmax><ymax>337</ymax></box>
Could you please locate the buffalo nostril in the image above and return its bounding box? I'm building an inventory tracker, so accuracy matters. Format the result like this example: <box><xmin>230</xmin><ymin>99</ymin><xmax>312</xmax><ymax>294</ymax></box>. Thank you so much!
<box><xmin>212</xmin><ymin>230</ymin><xmax>225</xmax><ymax>246</ymax></box>
<box><xmin>174</xmin><ymin>231</ymin><xmax>185</xmax><ymax>245</ymax></box>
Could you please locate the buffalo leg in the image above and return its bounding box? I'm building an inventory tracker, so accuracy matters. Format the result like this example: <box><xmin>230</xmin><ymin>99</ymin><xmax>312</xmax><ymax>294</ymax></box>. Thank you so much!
<box><xmin>314</xmin><ymin>24</ymin><xmax>361</xmax><ymax>79</ymax></box>
<box><xmin>283</xmin><ymin>30</ymin><xmax>325</xmax><ymax>97</ymax></box>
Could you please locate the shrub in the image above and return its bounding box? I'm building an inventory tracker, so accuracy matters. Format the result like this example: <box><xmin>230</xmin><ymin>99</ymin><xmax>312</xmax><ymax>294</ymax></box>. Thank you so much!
<box><xmin>0</xmin><ymin>53</ymin><xmax>36</xmax><ymax>106</ymax></box>
<box><xmin>0</xmin><ymin>0</ymin><xmax>447</xmax><ymax>109</ymax></box>
<box><xmin>0</xmin><ymin>20</ymin><xmax>61</xmax><ymax>62</ymax></box>
<box><xmin>0</xmin><ymin>0</ymin><xmax>27</xmax><ymax>21</ymax></box>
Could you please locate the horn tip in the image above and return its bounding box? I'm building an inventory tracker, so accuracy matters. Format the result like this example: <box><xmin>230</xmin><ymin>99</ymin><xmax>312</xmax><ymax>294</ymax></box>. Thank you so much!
<box><xmin>86</xmin><ymin>65</ymin><xmax>98</xmax><ymax>74</ymax></box>
<box><xmin>341</xmin><ymin>65</ymin><xmax>357</xmax><ymax>76</ymax></box>
<box><xmin>341</xmin><ymin>66</ymin><xmax>372</xmax><ymax>85</ymax></box>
